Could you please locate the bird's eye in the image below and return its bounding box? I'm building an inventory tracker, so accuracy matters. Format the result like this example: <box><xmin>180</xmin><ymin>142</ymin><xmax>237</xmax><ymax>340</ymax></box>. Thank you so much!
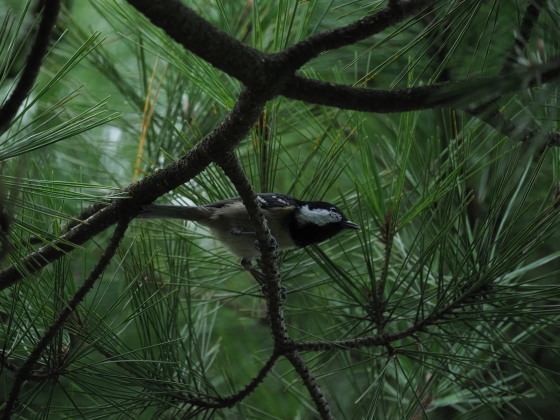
<box><xmin>329</xmin><ymin>206</ymin><xmax>337</xmax><ymax>212</ymax></box>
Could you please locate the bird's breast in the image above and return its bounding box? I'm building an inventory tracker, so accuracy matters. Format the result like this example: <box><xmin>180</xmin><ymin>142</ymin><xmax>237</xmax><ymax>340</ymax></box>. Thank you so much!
<box><xmin>209</xmin><ymin>205</ymin><xmax>296</xmax><ymax>259</ymax></box>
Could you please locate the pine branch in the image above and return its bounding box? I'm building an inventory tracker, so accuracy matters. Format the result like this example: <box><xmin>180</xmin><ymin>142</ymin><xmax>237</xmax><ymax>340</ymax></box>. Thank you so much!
<box><xmin>214</xmin><ymin>152</ymin><xmax>289</xmax><ymax>345</ymax></box>
<box><xmin>465</xmin><ymin>104</ymin><xmax>560</xmax><ymax>146</ymax></box>
<box><xmin>124</xmin><ymin>0</ymin><xmax>267</xmax><ymax>88</ymax></box>
<box><xmin>285</xmin><ymin>351</ymin><xmax>333</xmax><ymax>420</ymax></box>
<box><xmin>189</xmin><ymin>350</ymin><xmax>281</xmax><ymax>408</ymax></box>
<box><xmin>280</xmin><ymin>0</ymin><xmax>437</xmax><ymax>70</ymax></box>
<box><xmin>0</xmin><ymin>0</ymin><xmax>61</xmax><ymax>136</ymax></box>
<box><xmin>2</xmin><ymin>219</ymin><xmax>130</xmax><ymax>420</ymax></box>
<box><xmin>0</xmin><ymin>89</ymin><xmax>266</xmax><ymax>291</ymax></box>
<box><xmin>291</xmin><ymin>277</ymin><xmax>496</xmax><ymax>353</ymax></box>
<box><xmin>281</xmin><ymin>58</ymin><xmax>560</xmax><ymax>113</ymax></box>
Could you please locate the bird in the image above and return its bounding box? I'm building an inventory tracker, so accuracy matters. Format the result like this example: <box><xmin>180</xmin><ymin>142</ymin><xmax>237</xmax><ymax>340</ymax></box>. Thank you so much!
<box><xmin>138</xmin><ymin>193</ymin><xmax>359</xmax><ymax>290</ymax></box>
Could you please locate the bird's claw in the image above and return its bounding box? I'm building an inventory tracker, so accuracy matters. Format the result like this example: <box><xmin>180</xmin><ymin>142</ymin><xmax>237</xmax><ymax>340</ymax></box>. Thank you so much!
<box><xmin>253</xmin><ymin>236</ymin><xmax>278</xmax><ymax>253</ymax></box>
<box><xmin>231</xmin><ymin>228</ymin><xmax>256</xmax><ymax>237</ymax></box>
<box><xmin>241</xmin><ymin>258</ymin><xmax>286</xmax><ymax>300</ymax></box>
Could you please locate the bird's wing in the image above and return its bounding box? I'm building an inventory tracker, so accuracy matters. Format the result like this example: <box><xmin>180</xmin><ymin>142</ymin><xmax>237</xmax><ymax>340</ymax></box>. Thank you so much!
<box><xmin>206</xmin><ymin>193</ymin><xmax>298</xmax><ymax>209</ymax></box>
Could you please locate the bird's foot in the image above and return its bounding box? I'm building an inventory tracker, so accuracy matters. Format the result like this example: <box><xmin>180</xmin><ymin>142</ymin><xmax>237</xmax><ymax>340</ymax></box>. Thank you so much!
<box><xmin>241</xmin><ymin>258</ymin><xmax>287</xmax><ymax>301</ymax></box>
<box><xmin>253</xmin><ymin>235</ymin><xmax>278</xmax><ymax>254</ymax></box>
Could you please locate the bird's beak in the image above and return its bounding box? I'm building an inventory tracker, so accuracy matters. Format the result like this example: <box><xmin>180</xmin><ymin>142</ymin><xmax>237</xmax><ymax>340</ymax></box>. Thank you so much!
<box><xmin>342</xmin><ymin>220</ymin><xmax>360</xmax><ymax>229</ymax></box>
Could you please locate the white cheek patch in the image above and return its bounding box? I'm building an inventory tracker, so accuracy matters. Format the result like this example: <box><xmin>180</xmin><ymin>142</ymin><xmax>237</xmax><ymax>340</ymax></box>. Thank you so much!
<box><xmin>296</xmin><ymin>205</ymin><xmax>342</xmax><ymax>226</ymax></box>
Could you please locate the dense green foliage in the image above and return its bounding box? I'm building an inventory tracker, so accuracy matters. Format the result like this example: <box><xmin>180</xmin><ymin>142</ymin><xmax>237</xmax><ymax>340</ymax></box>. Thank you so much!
<box><xmin>0</xmin><ymin>0</ymin><xmax>559</xmax><ymax>418</ymax></box>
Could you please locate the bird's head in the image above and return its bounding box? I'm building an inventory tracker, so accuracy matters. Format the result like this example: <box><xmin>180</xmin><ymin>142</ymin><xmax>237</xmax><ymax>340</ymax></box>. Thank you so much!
<box><xmin>291</xmin><ymin>201</ymin><xmax>359</xmax><ymax>246</ymax></box>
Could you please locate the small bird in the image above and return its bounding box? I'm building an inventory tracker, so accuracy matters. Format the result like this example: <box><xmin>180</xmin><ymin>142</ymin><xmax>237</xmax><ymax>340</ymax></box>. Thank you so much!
<box><xmin>138</xmin><ymin>193</ymin><xmax>359</xmax><ymax>281</ymax></box>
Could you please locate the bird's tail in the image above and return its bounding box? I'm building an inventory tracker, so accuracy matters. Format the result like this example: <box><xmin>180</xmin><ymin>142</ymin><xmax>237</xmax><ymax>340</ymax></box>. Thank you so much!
<box><xmin>138</xmin><ymin>204</ymin><xmax>214</xmax><ymax>223</ymax></box>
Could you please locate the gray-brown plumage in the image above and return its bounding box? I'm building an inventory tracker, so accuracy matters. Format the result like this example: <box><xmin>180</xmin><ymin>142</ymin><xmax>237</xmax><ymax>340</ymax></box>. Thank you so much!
<box><xmin>138</xmin><ymin>193</ymin><xmax>359</xmax><ymax>262</ymax></box>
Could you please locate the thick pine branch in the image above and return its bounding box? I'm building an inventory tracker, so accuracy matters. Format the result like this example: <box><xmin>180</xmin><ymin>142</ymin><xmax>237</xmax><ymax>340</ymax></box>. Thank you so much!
<box><xmin>125</xmin><ymin>0</ymin><xmax>267</xmax><ymax>88</ymax></box>
<box><xmin>0</xmin><ymin>89</ymin><xmax>266</xmax><ymax>291</ymax></box>
<box><xmin>125</xmin><ymin>0</ymin><xmax>438</xmax><ymax>89</ymax></box>
<box><xmin>280</xmin><ymin>0</ymin><xmax>437</xmax><ymax>70</ymax></box>
<box><xmin>282</xmin><ymin>59</ymin><xmax>560</xmax><ymax>113</ymax></box>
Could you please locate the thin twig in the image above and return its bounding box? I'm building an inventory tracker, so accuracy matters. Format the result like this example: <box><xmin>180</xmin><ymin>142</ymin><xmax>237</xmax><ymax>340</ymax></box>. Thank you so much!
<box><xmin>2</xmin><ymin>219</ymin><xmax>131</xmax><ymax>419</ymax></box>
<box><xmin>189</xmin><ymin>350</ymin><xmax>281</xmax><ymax>408</ymax></box>
<box><xmin>213</xmin><ymin>151</ymin><xmax>289</xmax><ymax>346</ymax></box>
<box><xmin>285</xmin><ymin>351</ymin><xmax>333</xmax><ymax>420</ymax></box>
<box><xmin>374</xmin><ymin>209</ymin><xmax>395</xmax><ymax>332</ymax></box>
<box><xmin>0</xmin><ymin>352</ymin><xmax>54</xmax><ymax>382</ymax></box>
<box><xmin>464</xmin><ymin>104</ymin><xmax>560</xmax><ymax>146</ymax></box>
<box><xmin>291</xmin><ymin>283</ymin><xmax>486</xmax><ymax>353</ymax></box>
